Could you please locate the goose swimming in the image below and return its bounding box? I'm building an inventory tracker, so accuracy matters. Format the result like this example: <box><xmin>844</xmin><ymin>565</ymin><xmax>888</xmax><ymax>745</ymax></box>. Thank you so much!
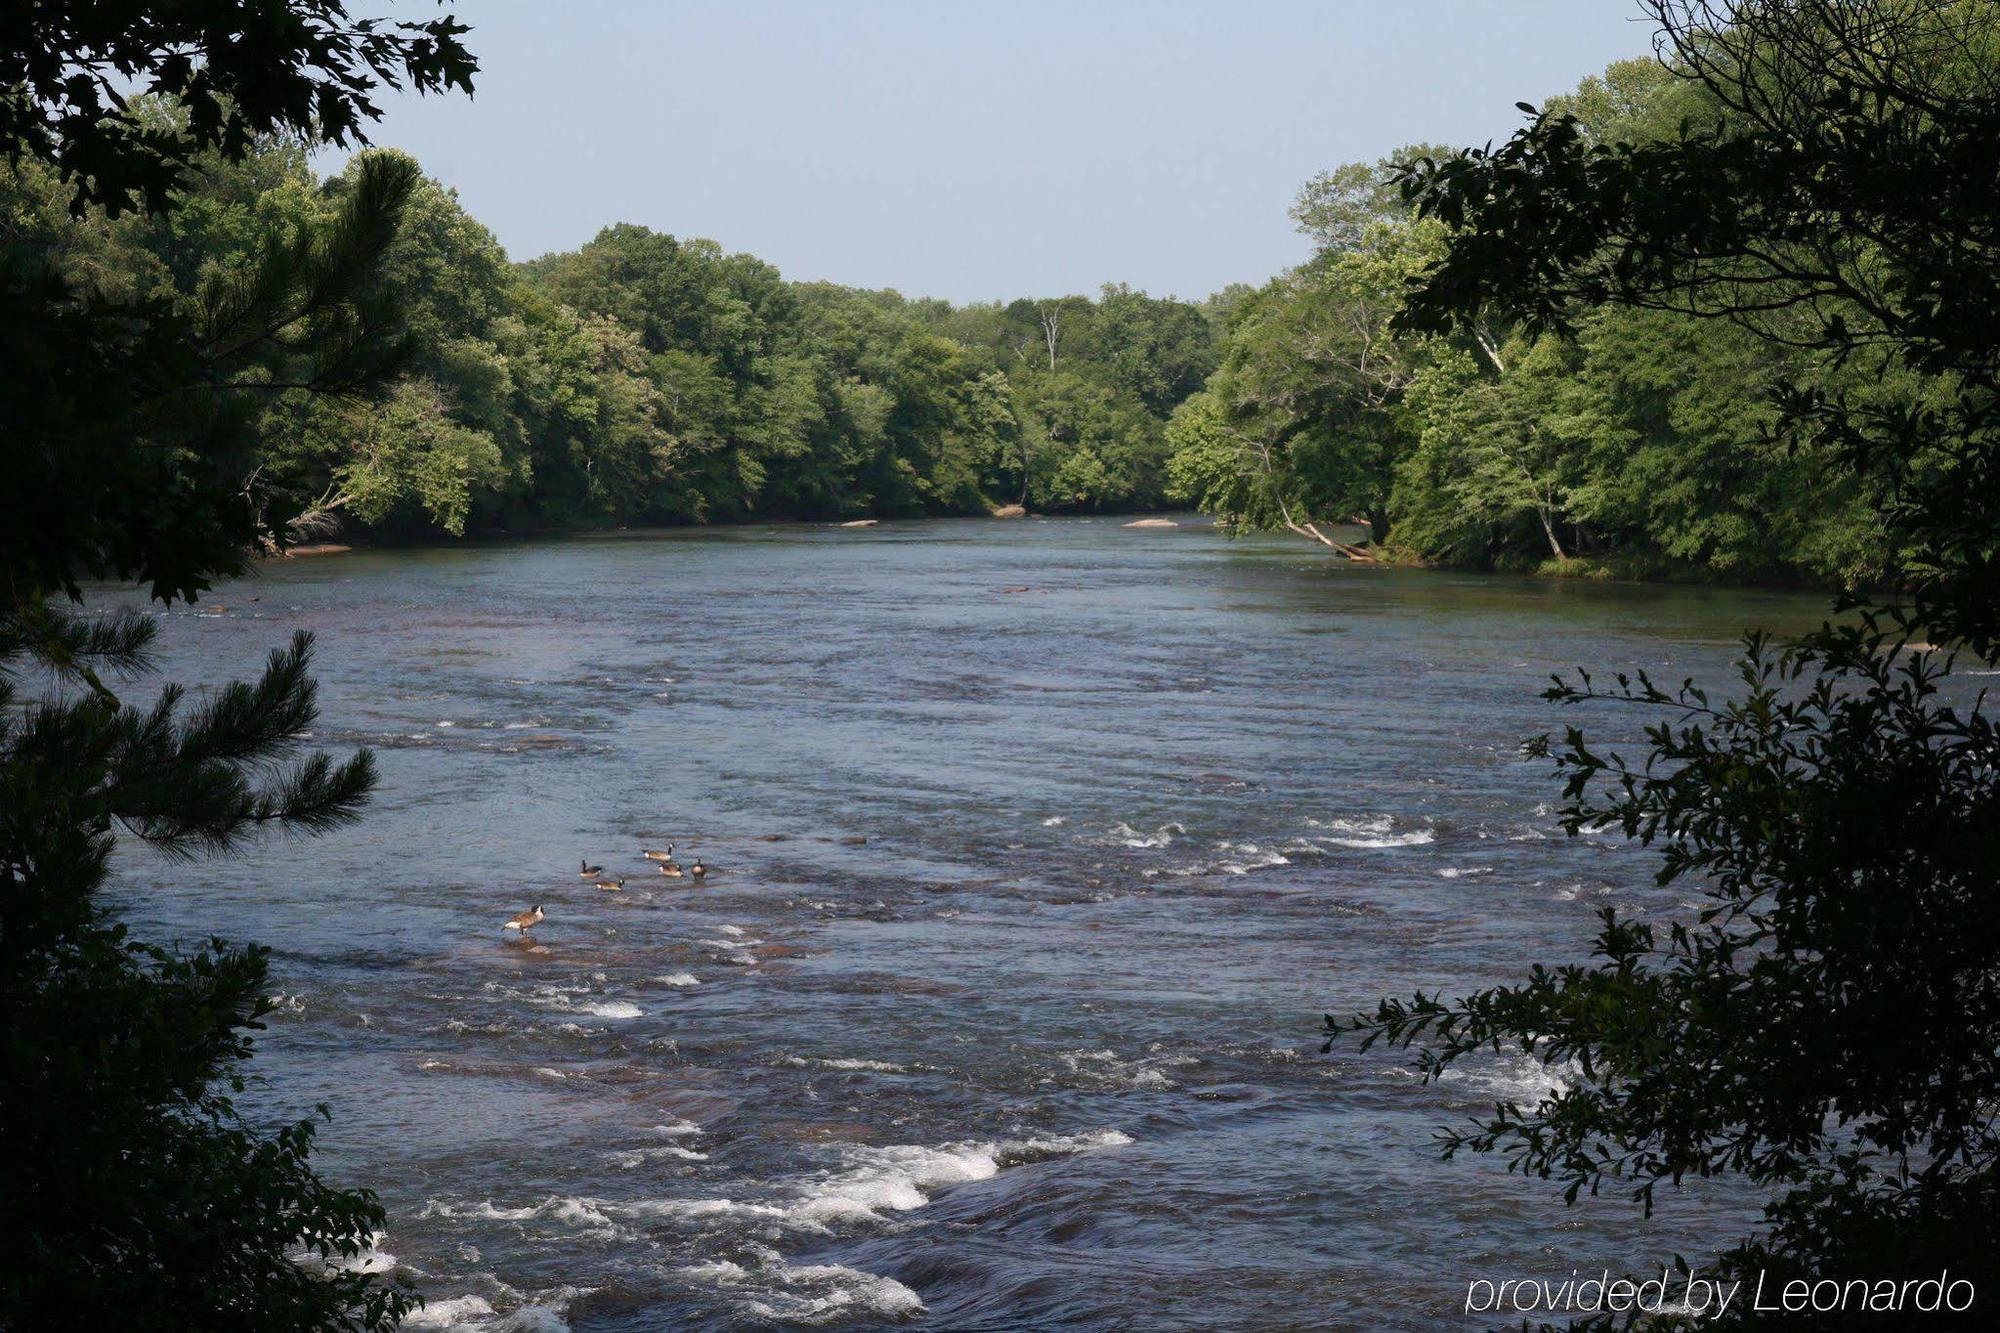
<box><xmin>643</xmin><ymin>845</ymin><xmax>676</xmax><ymax>862</ymax></box>
<box><xmin>579</xmin><ymin>859</ymin><xmax>604</xmax><ymax>878</ymax></box>
<box><xmin>594</xmin><ymin>876</ymin><xmax>627</xmax><ymax>892</ymax></box>
<box><xmin>657</xmin><ymin>861</ymin><xmax>683</xmax><ymax>878</ymax></box>
<box><xmin>689</xmin><ymin>858</ymin><xmax>707</xmax><ymax>881</ymax></box>
<box><xmin>503</xmin><ymin>904</ymin><xmax>545</xmax><ymax>932</ymax></box>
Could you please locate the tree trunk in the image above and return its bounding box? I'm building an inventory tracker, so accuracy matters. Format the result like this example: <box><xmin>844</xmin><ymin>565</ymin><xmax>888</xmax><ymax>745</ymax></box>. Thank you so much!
<box><xmin>1537</xmin><ymin>506</ymin><xmax>1567</xmax><ymax>560</ymax></box>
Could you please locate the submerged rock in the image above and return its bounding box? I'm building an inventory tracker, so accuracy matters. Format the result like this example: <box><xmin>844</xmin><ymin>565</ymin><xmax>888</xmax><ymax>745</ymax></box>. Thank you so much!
<box><xmin>1123</xmin><ymin>518</ymin><xmax>1178</xmax><ymax>528</ymax></box>
<box><xmin>839</xmin><ymin>518</ymin><xmax>879</xmax><ymax>528</ymax></box>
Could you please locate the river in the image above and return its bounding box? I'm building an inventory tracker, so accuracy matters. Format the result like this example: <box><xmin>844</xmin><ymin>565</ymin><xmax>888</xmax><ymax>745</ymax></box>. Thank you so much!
<box><xmin>105</xmin><ymin>516</ymin><xmax>1836</xmax><ymax>1330</ymax></box>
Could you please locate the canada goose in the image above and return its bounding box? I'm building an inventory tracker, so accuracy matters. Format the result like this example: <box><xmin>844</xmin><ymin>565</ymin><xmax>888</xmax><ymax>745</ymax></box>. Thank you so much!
<box><xmin>579</xmin><ymin>859</ymin><xmax>603</xmax><ymax>878</ymax></box>
<box><xmin>689</xmin><ymin>859</ymin><xmax>707</xmax><ymax>881</ymax></box>
<box><xmin>643</xmin><ymin>845</ymin><xmax>676</xmax><ymax>861</ymax></box>
<box><xmin>657</xmin><ymin>862</ymin><xmax>683</xmax><ymax>878</ymax></box>
<box><xmin>503</xmin><ymin>904</ymin><xmax>545</xmax><ymax>932</ymax></box>
<box><xmin>594</xmin><ymin>876</ymin><xmax>627</xmax><ymax>892</ymax></box>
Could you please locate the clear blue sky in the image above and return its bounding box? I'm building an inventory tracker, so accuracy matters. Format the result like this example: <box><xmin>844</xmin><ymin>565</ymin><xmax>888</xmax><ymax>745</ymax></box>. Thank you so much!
<box><xmin>335</xmin><ymin>1</ymin><xmax>1657</xmax><ymax>303</ymax></box>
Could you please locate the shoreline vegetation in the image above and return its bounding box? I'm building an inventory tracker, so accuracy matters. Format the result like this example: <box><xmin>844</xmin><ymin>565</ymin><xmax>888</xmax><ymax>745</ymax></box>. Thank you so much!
<box><xmin>4</xmin><ymin>53</ymin><xmax>1915</xmax><ymax>600</ymax></box>
<box><xmin>262</xmin><ymin>510</ymin><xmax>1854</xmax><ymax>596</ymax></box>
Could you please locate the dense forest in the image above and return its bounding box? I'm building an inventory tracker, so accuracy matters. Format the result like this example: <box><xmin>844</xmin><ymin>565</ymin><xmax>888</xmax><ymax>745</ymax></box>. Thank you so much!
<box><xmin>0</xmin><ymin>53</ymin><xmax>1922</xmax><ymax>594</ymax></box>
<box><xmin>1</xmin><ymin>106</ymin><xmax>1220</xmax><ymax>539</ymax></box>
<box><xmin>1167</xmin><ymin>56</ymin><xmax>1903</xmax><ymax>588</ymax></box>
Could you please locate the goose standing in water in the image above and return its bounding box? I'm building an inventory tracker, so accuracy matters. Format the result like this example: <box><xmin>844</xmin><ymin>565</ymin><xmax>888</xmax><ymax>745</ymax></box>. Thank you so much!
<box><xmin>643</xmin><ymin>845</ymin><xmax>676</xmax><ymax>862</ymax></box>
<box><xmin>594</xmin><ymin>876</ymin><xmax>627</xmax><ymax>892</ymax></box>
<box><xmin>579</xmin><ymin>859</ymin><xmax>604</xmax><ymax>879</ymax></box>
<box><xmin>503</xmin><ymin>905</ymin><xmax>545</xmax><ymax>932</ymax></box>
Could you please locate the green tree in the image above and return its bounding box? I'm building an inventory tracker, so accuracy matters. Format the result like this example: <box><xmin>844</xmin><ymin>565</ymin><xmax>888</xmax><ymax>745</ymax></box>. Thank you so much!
<box><xmin>1395</xmin><ymin>336</ymin><xmax>1583</xmax><ymax>566</ymax></box>
<box><xmin>1332</xmin><ymin>1</ymin><xmax>2000</xmax><ymax>1317</ymax></box>
<box><xmin>0</xmin><ymin>3</ymin><xmax>473</xmax><ymax>1328</ymax></box>
<box><xmin>1174</xmin><ymin>185</ymin><xmax>1443</xmax><ymax>550</ymax></box>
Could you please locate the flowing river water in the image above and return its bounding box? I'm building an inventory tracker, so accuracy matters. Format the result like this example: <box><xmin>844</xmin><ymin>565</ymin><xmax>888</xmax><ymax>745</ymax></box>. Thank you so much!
<box><xmin>103</xmin><ymin>516</ymin><xmax>1847</xmax><ymax>1330</ymax></box>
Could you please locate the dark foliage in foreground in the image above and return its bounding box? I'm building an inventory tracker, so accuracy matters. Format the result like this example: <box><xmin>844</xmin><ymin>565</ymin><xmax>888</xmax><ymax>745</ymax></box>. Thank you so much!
<box><xmin>0</xmin><ymin>616</ymin><xmax>392</xmax><ymax>1330</ymax></box>
<box><xmin>1331</xmin><ymin>1</ymin><xmax>2000</xmax><ymax>1324</ymax></box>
<box><xmin>1338</xmin><ymin>628</ymin><xmax>2000</xmax><ymax>1319</ymax></box>
<box><xmin>0</xmin><ymin>0</ymin><xmax>473</xmax><ymax>218</ymax></box>
<box><xmin>0</xmin><ymin>2</ymin><xmax>471</xmax><ymax>1328</ymax></box>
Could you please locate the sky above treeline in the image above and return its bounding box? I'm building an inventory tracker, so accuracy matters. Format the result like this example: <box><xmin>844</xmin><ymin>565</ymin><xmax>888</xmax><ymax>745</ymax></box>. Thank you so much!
<box><xmin>329</xmin><ymin>0</ymin><xmax>1657</xmax><ymax>303</ymax></box>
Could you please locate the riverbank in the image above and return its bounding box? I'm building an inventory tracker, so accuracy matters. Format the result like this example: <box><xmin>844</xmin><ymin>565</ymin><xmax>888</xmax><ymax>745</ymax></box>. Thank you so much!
<box><xmin>259</xmin><ymin>507</ymin><xmax>1199</xmax><ymax>561</ymax></box>
<box><xmin>1348</xmin><ymin>540</ymin><xmax>1853</xmax><ymax>596</ymax></box>
<box><xmin>262</xmin><ymin>510</ymin><xmax>1855</xmax><ymax>598</ymax></box>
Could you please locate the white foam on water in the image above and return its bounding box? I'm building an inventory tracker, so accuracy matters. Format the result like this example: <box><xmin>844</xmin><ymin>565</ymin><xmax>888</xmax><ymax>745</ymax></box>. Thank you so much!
<box><xmin>548</xmin><ymin>1192</ymin><xmax>608</xmax><ymax>1224</ymax></box>
<box><xmin>1213</xmin><ymin>841</ymin><xmax>1292</xmax><ymax>875</ymax></box>
<box><xmin>423</xmin><ymin>1196</ymin><xmax>620</xmax><ymax>1238</ymax></box>
<box><xmin>623</xmin><ymin>1128</ymin><xmax>1131</xmax><ymax>1237</ymax></box>
<box><xmin>699</xmin><ymin>937</ymin><xmax>756</xmax><ymax>951</ymax></box>
<box><xmin>679</xmin><ymin>1253</ymin><xmax>924</xmax><ymax>1325</ymax></box>
<box><xmin>403</xmin><ymin>1295</ymin><xmax>496</xmax><ymax>1327</ymax></box>
<box><xmin>648</xmin><ymin>1117</ymin><xmax>704</xmax><ymax>1137</ymax></box>
<box><xmin>1042</xmin><ymin>815</ymin><xmax>1066</xmax><ymax>826</ymax></box>
<box><xmin>328</xmin><ymin>1231</ymin><xmax>397</xmax><ymax>1274</ymax></box>
<box><xmin>518</xmin><ymin>982</ymin><xmax>643</xmax><ymax>1021</ymax></box>
<box><xmin>1394</xmin><ymin>1049</ymin><xmax>1581</xmax><ymax>1108</ymax></box>
<box><xmin>1319</xmin><ymin>830</ymin><xmax>1435</xmax><ymax>850</ymax></box>
<box><xmin>779</xmin><ymin>1056</ymin><xmax>909</xmax><ymax>1073</ymax></box>
<box><xmin>1310</xmin><ymin>815</ymin><xmax>1391</xmax><ymax>834</ymax></box>
<box><xmin>422</xmin><ymin>1200</ymin><xmax>537</xmax><ymax>1222</ymax></box>
<box><xmin>1107</xmin><ymin>820</ymin><xmax>1186</xmax><ymax>848</ymax></box>
<box><xmin>808</xmin><ymin>1142</ymin><xmax>1000</xmax><ymax>1215</ymax></box>
<box><xmin>1452</xmin><ymin>1052</ymin><xmax>1580</xmax><ymax>1106</ymax></box>
<box><xmin>1437</xmin><ymin>867</ymin><xmax>1492</xmax><ymax>879</ymax></box>
<box><xmin>494</xmin><ymin>1285</ymin><xmax>590</xmax><ymax>1333</ymax></box>
<box><xmin>1059</xmin><ymin>1047</ymin><xmax>1179</xmax><ymax>1089</ymax></box>
<box><xmin>619</xmin><ymin>1197</ymin><xmax>787</xmax><ymax>1222</ymax></box>
<box><xmin>806</xmin><ymin>1129</ymin><xmax>1134</xmax><ymax>1223</ymax></box>
<box><xmin>652</xmin><ymin>972</ymin><xmax>701</xmax><ymax>987</ymax></box>
<box><xmin>607</xmin><ymin>1144</ymin><xmax>709</xmax><ymax>1168</ymax></box>
<box><xmin>819</xmin><ymin>1057</ymin><xmax>905</xmax><ymax>1072</ymax></box>
<box><xmin>716</xmin><ymin>924</ymin><xmax>747</xmax><ymax>936</ymax></box>
<box><xmin>1306</xmin><ymin>815</ymin><xmax>1438</xmax><ymax>849</ymax></box>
